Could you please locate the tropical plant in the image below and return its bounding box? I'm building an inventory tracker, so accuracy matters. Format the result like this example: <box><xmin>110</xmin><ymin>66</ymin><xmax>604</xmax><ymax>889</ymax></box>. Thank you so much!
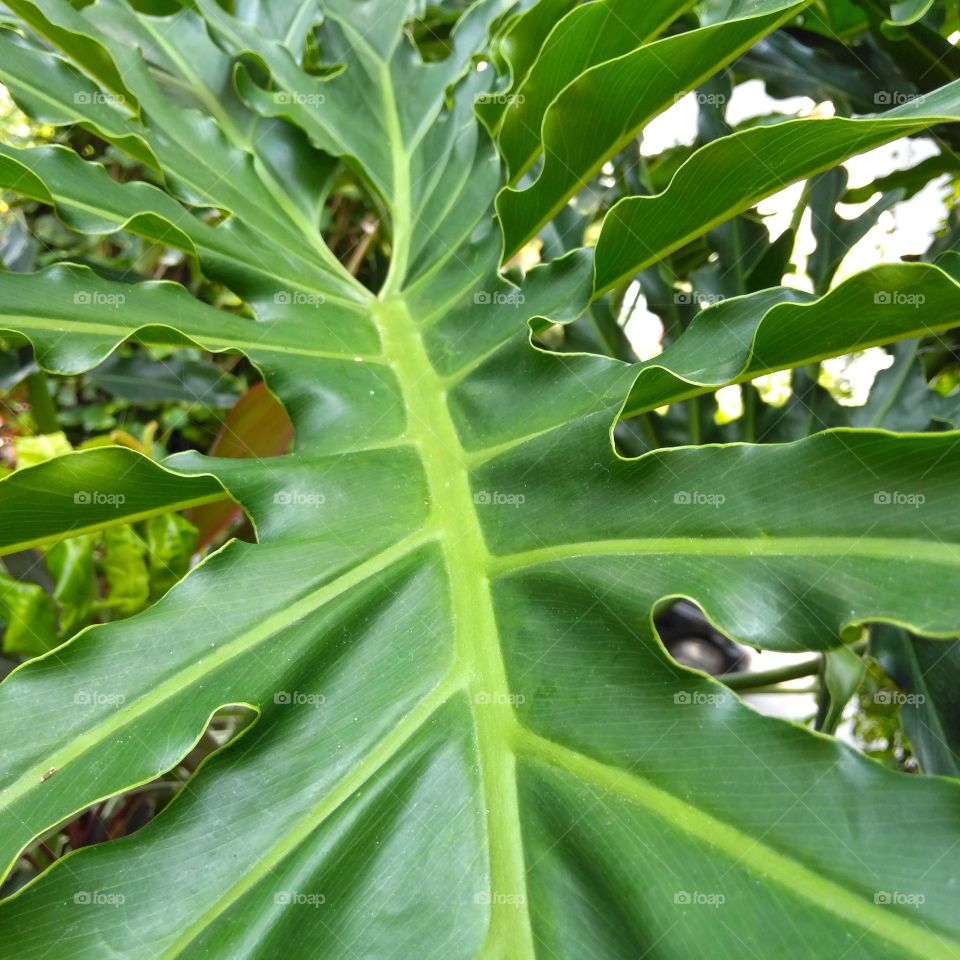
<box><xmin>1</xmin><ymin>1</ymin><xmax>960</xmax><ymax>957</ymax></box>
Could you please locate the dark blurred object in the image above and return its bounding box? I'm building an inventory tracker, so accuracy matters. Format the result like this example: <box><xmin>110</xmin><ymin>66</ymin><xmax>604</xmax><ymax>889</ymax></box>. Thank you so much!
<box><xmin>656</xmin><ymin>600</ymin><xmax>749</xmax><ymax>675</ymax></box>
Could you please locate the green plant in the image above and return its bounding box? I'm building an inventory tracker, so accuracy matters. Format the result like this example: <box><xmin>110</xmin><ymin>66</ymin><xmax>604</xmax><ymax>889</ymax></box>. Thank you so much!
<box><xmin>1</xmin><ymin>1</ymin><xmax>960</xmax><ymax>956</ymax></box>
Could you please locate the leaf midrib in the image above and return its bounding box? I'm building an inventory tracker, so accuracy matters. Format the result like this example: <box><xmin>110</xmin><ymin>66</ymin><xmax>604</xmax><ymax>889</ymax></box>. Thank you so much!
<box><xmin>375</xmin><ymin>294</ymin><xmax>538</xmax><ymax>958</ymax></box>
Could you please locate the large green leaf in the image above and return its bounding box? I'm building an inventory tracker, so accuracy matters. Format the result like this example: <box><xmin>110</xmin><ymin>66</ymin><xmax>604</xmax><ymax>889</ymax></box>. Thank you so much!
<box><xmin>2</xmin><ymin>2</ymin><xmax>960</xmax><ymax>957</ymax></box>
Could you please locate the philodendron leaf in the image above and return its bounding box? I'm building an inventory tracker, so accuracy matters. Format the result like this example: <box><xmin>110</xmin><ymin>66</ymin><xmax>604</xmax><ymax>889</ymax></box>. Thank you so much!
<box><xmin>2</xmin><ymin>2</ymin><xmax>960</xmax><ymax>958</ymax></box>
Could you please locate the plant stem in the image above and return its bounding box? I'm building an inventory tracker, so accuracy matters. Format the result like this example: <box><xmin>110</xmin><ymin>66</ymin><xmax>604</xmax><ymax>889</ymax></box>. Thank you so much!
<box><xmin>25</xmin><ymin>372</ymin><xmax>59</xmax><ymax>434</ymax></box>
<box><xmin>719</xmin><ymin>656</ymin><xmax>822</xmax><ymax>690</ymax></box>
<box><xmin>720</xmin><ymin>639</ymin><xmax>868</xmax><ymax>690</ymax></box>
<box><xmin>742</xmin><ymin>384</ymin><xmax>757</xmax><ymax>442</ymax></box>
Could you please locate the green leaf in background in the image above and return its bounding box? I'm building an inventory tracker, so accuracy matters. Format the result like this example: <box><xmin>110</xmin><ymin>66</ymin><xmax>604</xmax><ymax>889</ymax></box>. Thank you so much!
<box><xmin>12</xmin><ymin>432</ymin><xmax>71</xmax><ymax>469</ymax></box>
<box><xmin>0</xmin><ymin>571</ymin><xmax>57</xmax><ymax>655</ymax></box>
<box><xmin>45</xmin><ymin>535</ymin><xmax>96</xmax><ymax>638</ymax></box>
<box><xmin>478</xmin><ymin>0</ymin><xmax>692</xmax><ymax>167</ymax></box>
<box><xmin>101</xmin><ymin>524</ymin><xmax>148</xmax><ymax>619</ymax></box>
<box><xmin>88</xmin><ymin>353</ymin><xmax>243</xmax><ymax>408</ymax></box>
<box><xmin>873</xmin><ymin>624</ymin><xmax>960</xmax><ymax>777</ymax></box>
<box><xmin>145</xmin><ymin>512</ymin><xmax>197</xmax><ymax>602</ymax></box>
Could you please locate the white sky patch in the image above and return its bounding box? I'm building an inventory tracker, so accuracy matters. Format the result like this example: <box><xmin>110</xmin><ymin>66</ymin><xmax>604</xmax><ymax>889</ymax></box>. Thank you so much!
<box><xmin>640</xmin><ymin>94</ymin><xmax>699</xmax><ymax>155</ymax></box>
<box><xmin>621</xmin><ymin>281</ymin><xmax>664</xmax><ymax>360</ymax></box>
<box><xmin>726</xmin><ymin>78</ymin><xmax>815</xmax><ymax>124</ymax></box>
<box><xmin>821</xmin><ymin>348</ymin><xmax>895</xmax><ymax>406</ymax></box>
